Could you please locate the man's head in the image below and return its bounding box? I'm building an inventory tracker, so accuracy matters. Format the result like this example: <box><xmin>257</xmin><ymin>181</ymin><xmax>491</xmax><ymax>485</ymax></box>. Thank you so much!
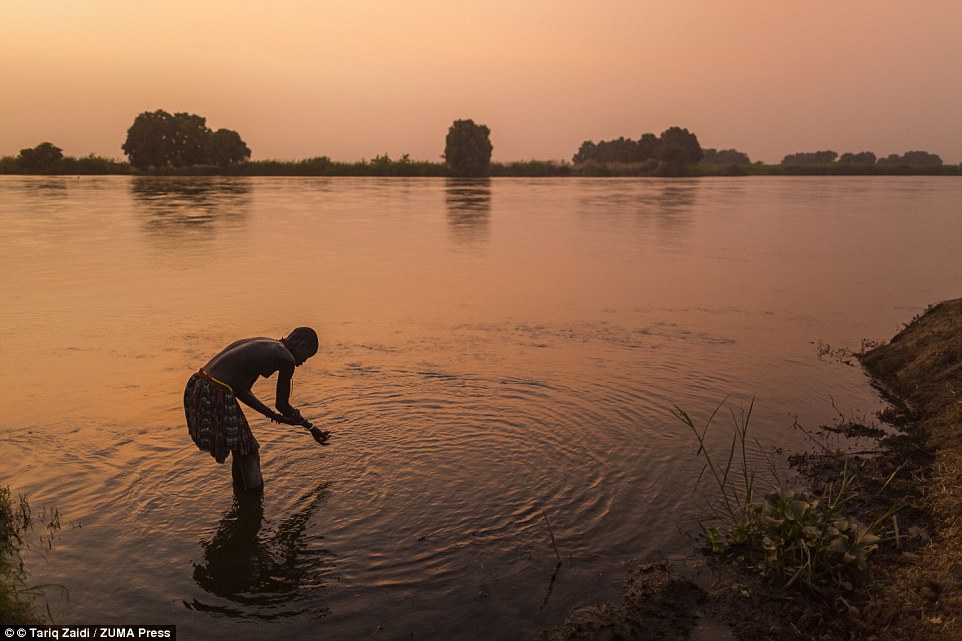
<box><xmin>285</xmin><ymin>327</ymin><xmax>319</xmax><ymax>366</ymax></box>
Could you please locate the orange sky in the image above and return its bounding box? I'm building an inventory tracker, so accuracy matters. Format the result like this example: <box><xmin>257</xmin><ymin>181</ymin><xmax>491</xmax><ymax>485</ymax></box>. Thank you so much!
<box><xmin>2</xmin><ymin>0</ymin><xmax>961</xmax><ymax>164</ymax></box>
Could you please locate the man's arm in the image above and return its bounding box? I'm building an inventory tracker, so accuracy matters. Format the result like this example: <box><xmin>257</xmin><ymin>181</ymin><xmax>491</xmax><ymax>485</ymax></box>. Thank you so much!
<box><xmin>273</xmin><ymin>360</ymin><xmax>312</xmax><ymax>427</ymax></box>
<box><xmin>270</xmin><ymin>348</ymin><xmax>329</xmax><ymax>442</ymax></box>
<box><xmin>235</xmin><ymin>386</ymin><xmax>313</xmax><ymax>428</ymax></box>
<box><xmin>274</xmin><ymin>360</ymin><xmax>296</xmax><ymax>416</ymax></box>
<box><xmin>235</xmin><ymin>388</ymin><xmax>283</xmax><ymax>422</ymax></box>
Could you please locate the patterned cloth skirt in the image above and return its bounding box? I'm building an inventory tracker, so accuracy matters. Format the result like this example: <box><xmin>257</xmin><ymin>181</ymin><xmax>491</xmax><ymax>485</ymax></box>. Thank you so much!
<box><xmin>184</xmin><ymin>370</ymin><xmax>259</xmax><ymax>464</ymax></box>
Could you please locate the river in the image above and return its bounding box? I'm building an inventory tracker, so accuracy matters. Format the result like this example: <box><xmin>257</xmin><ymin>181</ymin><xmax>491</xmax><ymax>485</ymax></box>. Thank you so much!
<box><xmin>1</xmin><ymin>175</ymin><xmax>959</xmax><ymax>638</ymax></box>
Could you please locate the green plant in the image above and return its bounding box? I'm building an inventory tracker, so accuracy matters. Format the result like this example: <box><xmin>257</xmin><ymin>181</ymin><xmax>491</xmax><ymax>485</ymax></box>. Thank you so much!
<box><xmin>0</xmin><ymin>485</ymin><xmax>65</xmax><ymax>622</ymax></box>
<box><xmin>673</xmin><ymin>399</ymin><xmax>898</xmax><ymax>593</ymax></box>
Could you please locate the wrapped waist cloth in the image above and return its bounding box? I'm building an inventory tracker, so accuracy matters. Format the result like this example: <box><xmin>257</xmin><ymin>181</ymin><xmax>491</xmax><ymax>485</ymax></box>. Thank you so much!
<box><xmin>184</xmin><ymin>369</ymin><xmax>259</xmax><ymax>463</ymax></box>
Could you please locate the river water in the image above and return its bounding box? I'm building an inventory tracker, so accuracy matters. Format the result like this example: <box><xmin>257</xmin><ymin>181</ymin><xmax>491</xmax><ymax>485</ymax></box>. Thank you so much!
<box><xmin>1</xmin><ymin>176</ymin><xmax>959</xmax><ymax>638</ymax></box>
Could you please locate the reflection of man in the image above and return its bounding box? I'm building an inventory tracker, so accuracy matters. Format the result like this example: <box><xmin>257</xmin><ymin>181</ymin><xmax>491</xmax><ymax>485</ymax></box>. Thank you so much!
<box><xmin>192</xmin><ymin>492</ymin><xmax>269</xmax><ymax>598</ymax></box>
<box><xmin>184</xmin><ymin>327</ymin><xmax>329</xmax><ymax>492</ymax></box>
<box><xmin>189</xmin><ymin>485</ymin><xmax>333</xmax><ymax>618</ymax></box>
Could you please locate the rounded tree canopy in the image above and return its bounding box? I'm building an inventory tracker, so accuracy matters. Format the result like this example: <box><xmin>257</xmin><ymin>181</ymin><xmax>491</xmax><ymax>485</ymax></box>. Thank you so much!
<box><xmin>121</xmin><ymin>110</ymin><xmax>250</xmax><ymax>170</ymax></box>
<box><xmin>17</xmin><ymin>142</ymin><xmax>63</xmax><ymax>173</ymax></box>
<box><xmin>208</xmin><ymin>129</ymin><xmax>252</xmax><ymax>168</ymax></box>
<box><xmin>444</xmin><ymin>119</ymin><xmax>493</xmax><ymax>177</ymax></box>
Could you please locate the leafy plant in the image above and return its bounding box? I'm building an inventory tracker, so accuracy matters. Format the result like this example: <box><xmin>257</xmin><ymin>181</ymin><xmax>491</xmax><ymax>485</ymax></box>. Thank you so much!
<box><xmin>673</xmin><ymin>399</ymin><xmax>898</xmax><ymax>593</ymax></box>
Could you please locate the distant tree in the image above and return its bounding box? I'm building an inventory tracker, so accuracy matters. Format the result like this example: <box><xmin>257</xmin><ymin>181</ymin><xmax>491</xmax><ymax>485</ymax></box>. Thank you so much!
<box><xmin>168</xmin><ymin>112</ymin><xmax>211</xmax><ymax>167</ymax></box>
<box><xmin>838</xmin><ymin>151</ymin><xmax>877</xmax><ymax>165</ymax></box>
<box><xmin>701</xmin><ymin>148</ymin><xmax>752</xmax><ymax>165</ymax></box>
<box><xmin>574</xmin><ymin>138</ymin><xmax>617</xmax><ymax>163</ymax></box>
<box><xmin>572</xmin><ymin>140</ymin><xmax>598</xmax><ymax>164</ymax></box>
<box><xmin>573</xmin><ymin>127</ymin><xmax>703</xmax><ymax>173</ymax></box>
<box><xmin>901</xmin><ymin>151</ymin><xmax>942</xmax><ymax>166</ymax></box>
<box><xmin>657</xmin><ymin>127</ymin><xmax>703</xmax><ymax>165</ymax></box>
<box><xmin>637</xmin><ymin>133</ymin><xmax>660</xmax><ymax>160</ymax></box>
<box><xmin>656</xmin><ymin>142</ymin><xmax>692</xmax><ymax>165</ymax></box>
<box><xmin>17</xmin><ymin>142</ymin><xmax>63</xmax><ymax>173</ymax></box>
<box><xmin>781</xmin><ymin>151</ymin><xmax>838</xmax><ymax>165</ymax></box>
<box><xmin>573</xmin><ymin>137</ymin><xmax>642</xmax><ymax>164</ymax></box>
<box><xmin>206</xmin><ymin>128</ymin><xmax>251</xmax><ymax>168</ymax></box>
<box><xmin>572</xmin><ymin>133</ymin><xmax>662</xmax><ymax>165</ymax></box>
<box><xmin>123</xmin><ymin>110</ymin><xmax>239</xmax><ymax>170</ymax></box>
<box><xmin>0</xmin><ymin>155</ymin><xmax>19</xmax><ymax>174</ymax></box>
<box><xmin>444</xmin><ymin>119</ymin><xmax>493</xmax><ymax>177</ymax></box>
<box><xmin>123</xmin><ymin>110</ymin><xmax>175</xmax><ymax>169</ymax></box>
<box><xmin>877</xmin><ymin>151</ymin><xmax>942</xmax><ymax>166</ymax></box>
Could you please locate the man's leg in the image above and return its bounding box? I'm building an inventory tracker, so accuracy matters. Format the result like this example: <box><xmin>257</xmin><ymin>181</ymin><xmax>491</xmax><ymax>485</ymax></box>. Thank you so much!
<box><xmin>231</xmin><ymin>450</ymin><xmax>264</xmax><ymax>492</ymax></box>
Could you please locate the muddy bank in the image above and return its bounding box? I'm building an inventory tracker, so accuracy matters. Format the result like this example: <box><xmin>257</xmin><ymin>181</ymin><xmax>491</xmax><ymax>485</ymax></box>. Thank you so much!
<box><xmin>856</xmin><ymin>298</ymin><xmax>962</xmax><ymax>639</ymax></box>
<box><xmin>542</xmin><ymin>299</ymin><xmax>961</xmax><ymax>641</ymax></box>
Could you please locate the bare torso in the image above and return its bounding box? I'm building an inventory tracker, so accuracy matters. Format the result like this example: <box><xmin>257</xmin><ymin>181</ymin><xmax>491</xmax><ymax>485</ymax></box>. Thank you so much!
<box><xmin>202</xmin><ymin>337</ymin><xmax>295</xmax><ymax>395</ymax></box>
<box><xmin>194</xmin><ymin>331</ymin><xmax>325</xmax><ymax>445</ymax></box>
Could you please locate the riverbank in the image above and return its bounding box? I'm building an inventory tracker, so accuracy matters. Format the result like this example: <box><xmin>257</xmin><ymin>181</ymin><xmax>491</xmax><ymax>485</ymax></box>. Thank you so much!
<box><xmin>856</xmin><ymin>298</ymin><xmax>962</xmax><ymax>639</ymax></box>
<box><xmin>2</xmin><ymin>157</ymin><xmax>960</xmax><ymax>177</ymax></box>
<box><xmin>543</xmin><ymin>299</ymin><xmax>962</xmax><ymax>640</ymax></box>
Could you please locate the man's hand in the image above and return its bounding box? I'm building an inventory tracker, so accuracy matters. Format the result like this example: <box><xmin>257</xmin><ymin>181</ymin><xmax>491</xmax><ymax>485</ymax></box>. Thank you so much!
<box><xmin>273</xmin><ymin>409</ymin><xmax>328</xmax><ymax>443</ymax></box>
<box><xmin>308</xmin><ymin>425</ymin><xmax>331</xmax><ymax>444</ymax></box>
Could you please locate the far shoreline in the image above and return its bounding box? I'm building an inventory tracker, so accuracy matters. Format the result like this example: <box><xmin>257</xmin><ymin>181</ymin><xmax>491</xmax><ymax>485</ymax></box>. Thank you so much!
<box><xmin>2</xmin><ymin>160</ymin><xmax>960</xmax><ymax>179</ymax></box>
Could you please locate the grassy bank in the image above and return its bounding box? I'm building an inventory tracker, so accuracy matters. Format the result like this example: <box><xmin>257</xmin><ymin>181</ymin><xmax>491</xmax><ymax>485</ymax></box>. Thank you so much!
<box><xmin>543</xmin><ymin>299</ymin><xmax>962</xmax><ymax>640</ymax></box>
<box><xmin>856</xmin><ymin>299</ymin><xmax>962</xmax><ymax>639</ymax></box>
<box><xmin>3</xmin><ymin>155</ymin><xmax>960</xmax><ymax>177</ymax></box>
<box><xmin>735</xmin><ymin>163</ymin><xmax>962</xmax><ymax>177</ymax></box>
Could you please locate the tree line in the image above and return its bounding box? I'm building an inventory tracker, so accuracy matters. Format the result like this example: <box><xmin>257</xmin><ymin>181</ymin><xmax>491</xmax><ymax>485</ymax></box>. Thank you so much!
<box><xmin>571</xmin><ymin>127</ymin><xmax>704</xmax><ymax>176</ymax></box>
<box><xmin>780</xmin><ymin>150</ymin><xmax>943</xmax><ymax>166</ymax></box>
<box><xmin>2</xmin><ymin>112</ymin><xmax>496</xmax><ymax>177</ymax></box>
<box><xmin>4</xmin><ymin>142</ymin><xmax>127</xmax><ymax>174</ymax></box>
<box><xmin>2</xmin><ymin>110</ymin><xmax>958</xmax><ymax>176</ymax></box>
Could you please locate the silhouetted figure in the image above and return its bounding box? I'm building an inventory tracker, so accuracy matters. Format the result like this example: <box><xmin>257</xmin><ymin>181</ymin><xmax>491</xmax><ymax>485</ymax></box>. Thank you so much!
<box><xmin>184</xmin><ymin>327</ymin><xmax>328</xmax><ymax>492</ymax></box>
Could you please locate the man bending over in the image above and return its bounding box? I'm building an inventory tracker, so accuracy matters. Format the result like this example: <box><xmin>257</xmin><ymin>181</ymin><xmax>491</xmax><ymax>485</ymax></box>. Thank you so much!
<box><xmin>184</xmin><ymin>327</ymin><xmax>329</xmax><ymax>492</ymax></box>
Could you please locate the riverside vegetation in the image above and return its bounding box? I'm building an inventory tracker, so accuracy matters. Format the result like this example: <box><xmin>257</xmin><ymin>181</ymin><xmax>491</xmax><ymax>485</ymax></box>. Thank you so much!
<box><xmin>0</xmin><ymin>485</ymin><xmax>65</xmax><ymax>623</ymax></box>
<box><xmin>3</xmin><ymin>110</ymin><xmax>960</xmax><ymax>176</ymax></box>
<box><xmin>544</xmin><ymin>299</ymin><xmax>962</xmax><ymax>641</ymax></box>
<box><xmin>3</xmin><ymin>152</ymin><xmax>957</xmax><ymax>178</ymax></box>
<box><xmin>673</xmin><ymin>399</ymin><xmax>899</xmax><ymax>596</ymax></box>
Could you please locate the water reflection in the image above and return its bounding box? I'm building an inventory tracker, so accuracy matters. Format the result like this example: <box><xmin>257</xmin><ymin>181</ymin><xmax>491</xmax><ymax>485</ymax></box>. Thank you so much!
<box><xmin>20</xmin><ymin>177</ymin><xmax>71</xmax><ymax>196</ymax></box>
<box><xmin>131</xmin><ymin>177</ymin><xmax>251</xmax><ymax>240</ymax></box>
<box><xmin>187</xmin><ymin>483</ymin><xmax>334</xmax><ymax>619</ymax></box>
<box><xmin>578</xmin><ymin>180</ymin><xmax>698</xmax><ymax>232</ymax></box>
<box><xmin>445</xmin><ymin>178</ymin><xmax>491</xmax><ymax>246</ymax></box>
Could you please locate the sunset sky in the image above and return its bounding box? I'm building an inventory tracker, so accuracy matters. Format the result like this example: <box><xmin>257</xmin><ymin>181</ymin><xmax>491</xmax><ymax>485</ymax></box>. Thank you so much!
<box><xmin>2</xmin><ymin>0</ymin><xmax>961</xmax><ymax>164</ymax></box>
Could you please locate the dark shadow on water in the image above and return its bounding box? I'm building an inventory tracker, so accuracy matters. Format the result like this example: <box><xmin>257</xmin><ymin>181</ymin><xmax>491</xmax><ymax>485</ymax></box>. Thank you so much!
<box><xmin>185</xmin><ymin>482</ymin><xmax>334</xmax><ymax>620</ymax></box>
<box><xmin>445</xmin><ymin>178</ymin><xmax>491</xmax><ymax>247</ymax></box>
<box><xmin>131</xmin><ymin>177</ymin><xmax>252</xmax><ymax>240</ymax></box>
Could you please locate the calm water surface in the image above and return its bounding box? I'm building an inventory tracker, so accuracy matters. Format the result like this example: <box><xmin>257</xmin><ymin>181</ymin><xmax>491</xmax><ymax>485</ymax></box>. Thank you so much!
<box><xmin>1</xmin><ymin>176</ymin><xmax>960</xmax><ymax>638</ymax></box>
